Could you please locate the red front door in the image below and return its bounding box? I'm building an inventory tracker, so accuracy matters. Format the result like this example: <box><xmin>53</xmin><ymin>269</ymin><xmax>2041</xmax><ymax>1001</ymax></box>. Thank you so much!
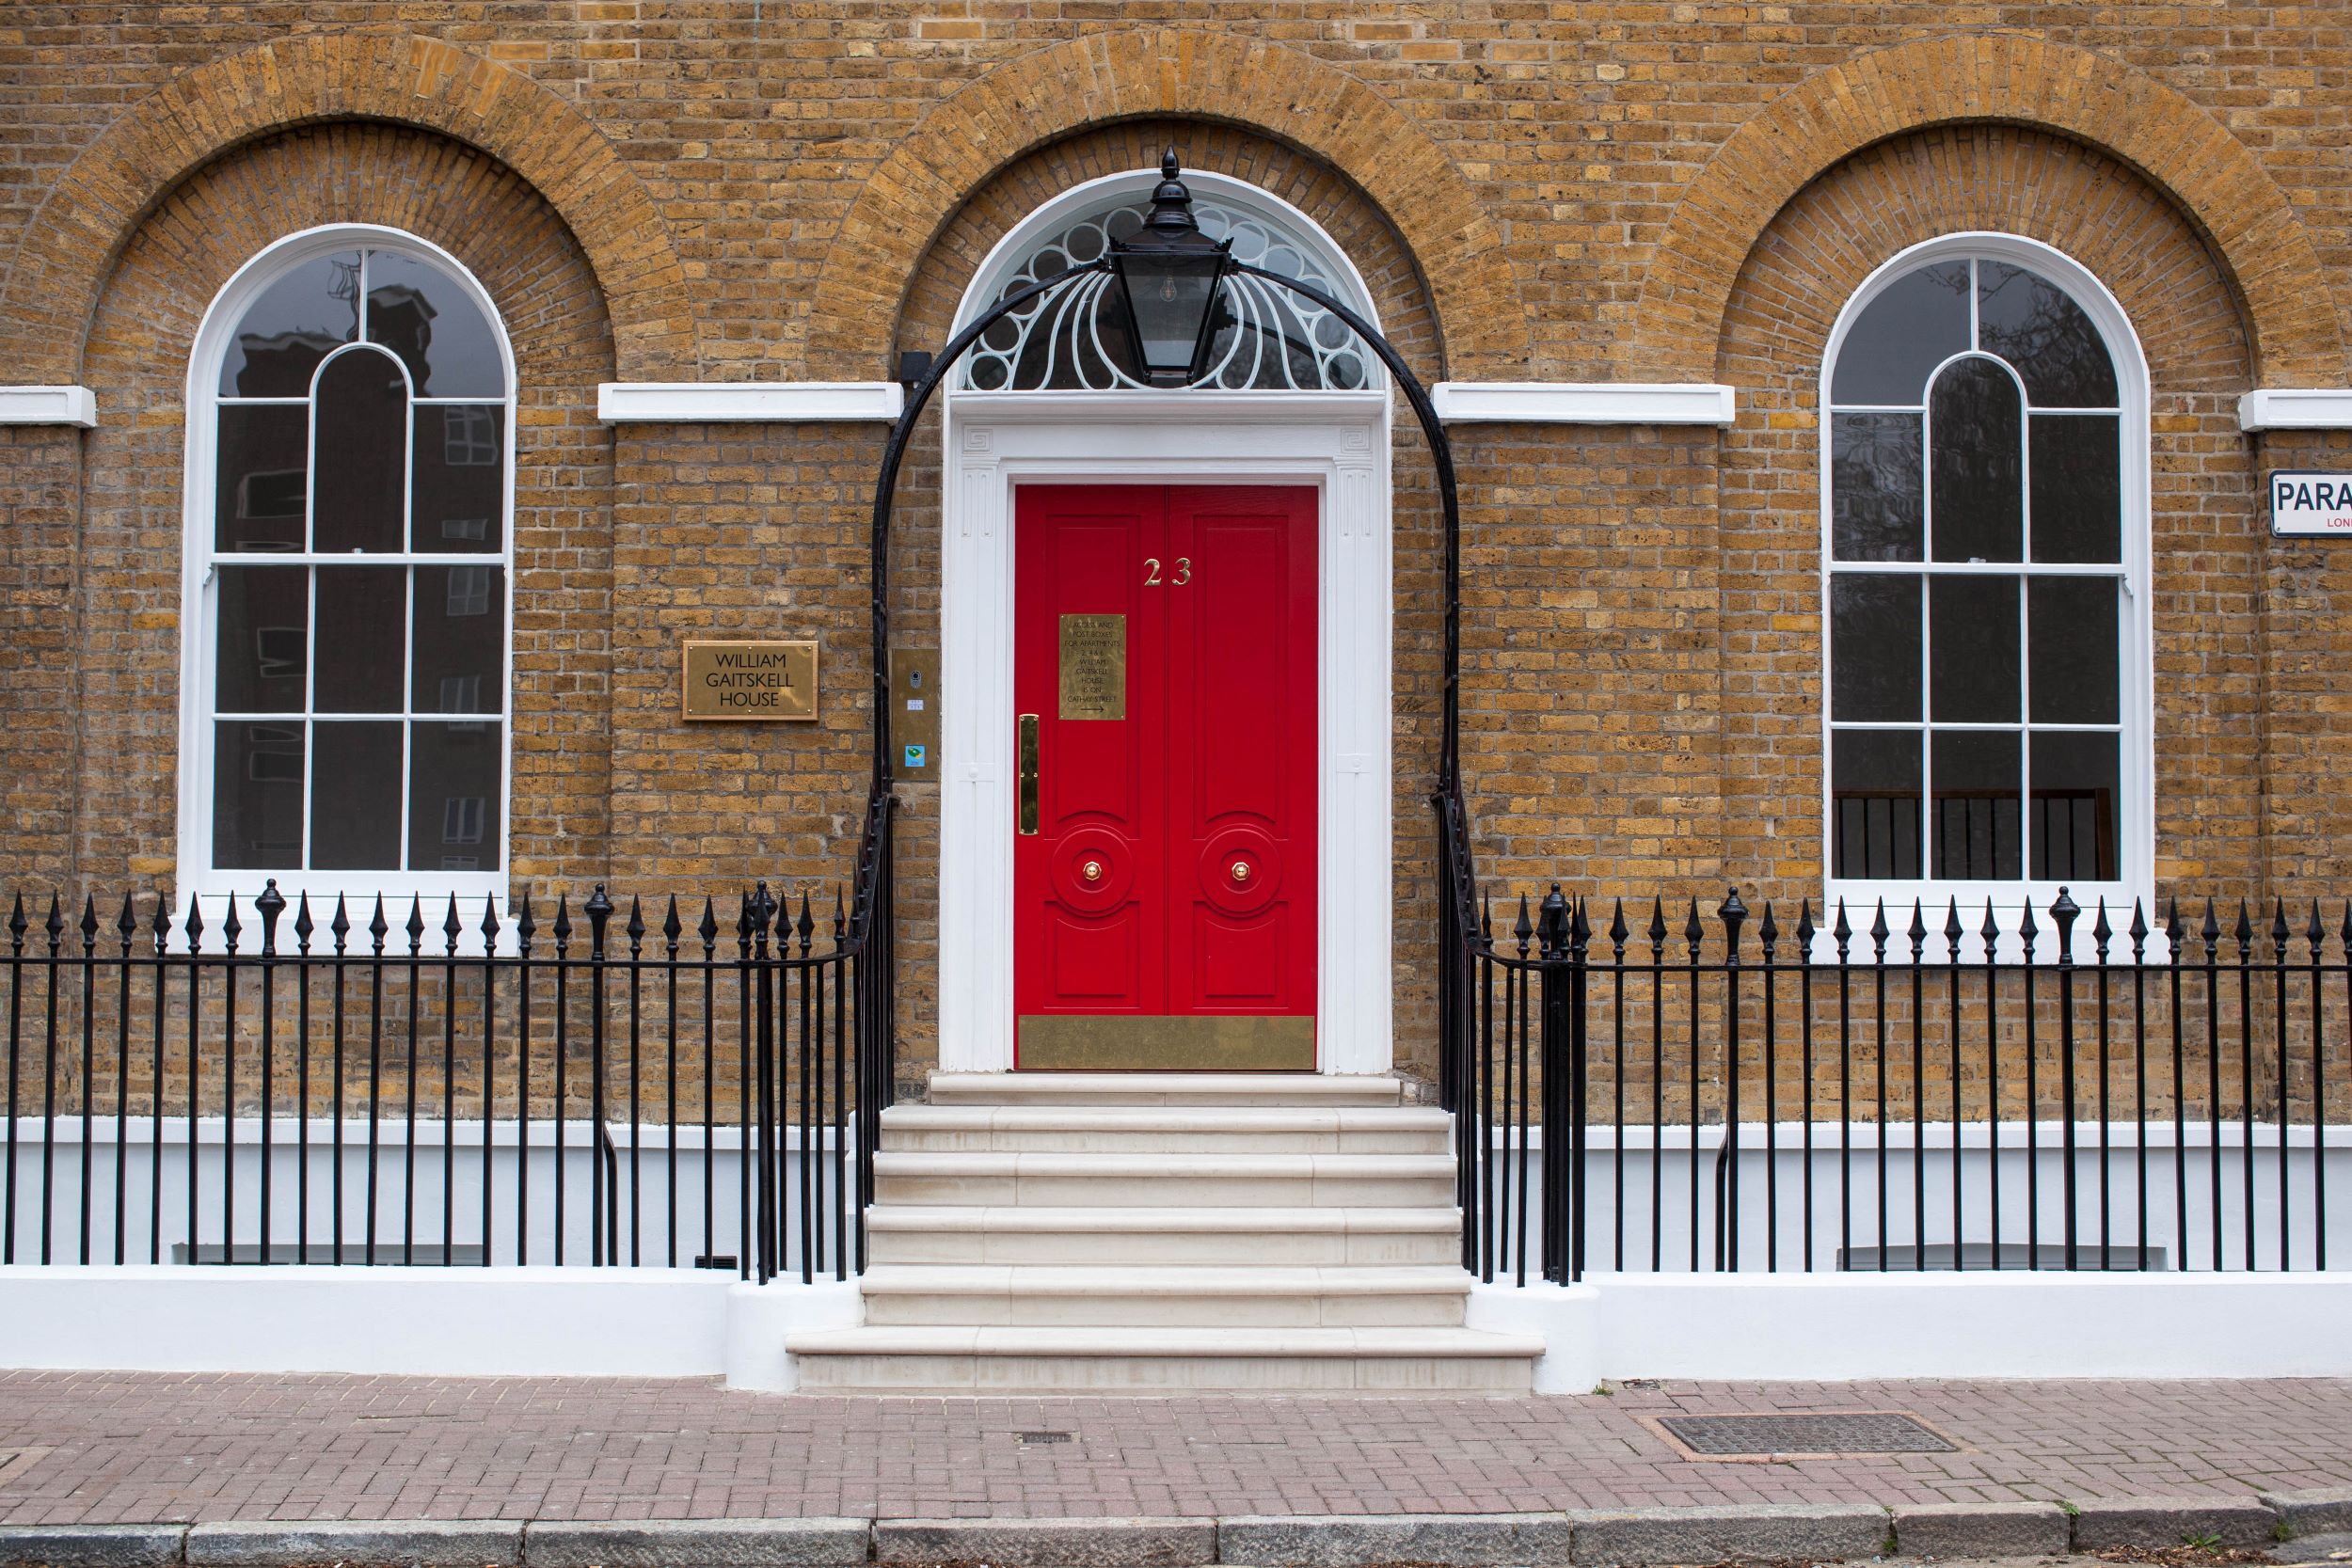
<box><xmin>1013</xmin><ymin>483</ymin><xmax>1317</xmax><ymax>1069</ymax></box>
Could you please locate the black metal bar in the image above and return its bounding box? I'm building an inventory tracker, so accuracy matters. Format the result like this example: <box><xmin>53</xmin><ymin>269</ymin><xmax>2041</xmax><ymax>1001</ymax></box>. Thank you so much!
<box><xmin>294</xmin><ymin>895</ymin><xmax>312</xmax><ymax>1266</ymax></box>
<box><xmin>587</xmin><ymin>886</ymin><xmax>612</xmax><ymax>1268</ymax></box>
<box><xmin>2055</xmin><ymin>889</ymin><xmax>2080</xmax><ymax>1273</ymax></box>
<box><xmin>4</xmin><ymin>896</ymin><xmax>23</xmax><ymax>1265</ymax></box>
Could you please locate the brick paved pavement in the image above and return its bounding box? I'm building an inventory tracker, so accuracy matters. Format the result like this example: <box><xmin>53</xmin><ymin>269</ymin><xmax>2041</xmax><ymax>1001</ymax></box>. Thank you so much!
<box><xmin>1</xmin><ymin>1372</ymin><xmax>2347</xmax><ymax>1525</ymax></box>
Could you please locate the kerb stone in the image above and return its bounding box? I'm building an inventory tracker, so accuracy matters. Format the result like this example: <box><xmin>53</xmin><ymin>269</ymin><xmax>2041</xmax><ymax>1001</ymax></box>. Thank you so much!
<box><xmin>2068</xmin><ymin>1497</ymin><xmax>2280</xmax><ymax>1551</ymax></box>
<box><xmin>185</xmin><ymin>1522</ymin><xmax>524</xmax><ymax>1567</ymax></box>
<box><xmin>523</xmin><ymin>1520</ymin><xmax>868</xmax><ymax>1567</ymax></box>
<box><xmin>1891</xmin><ymin>1502</ymin><xmax>2071</xmax><ymax>1559</ymax></box>
<box><xmin>874</xmin><ymin>1516</ymin><xmax>1214</xmax><ymax>1567</ymax></box>
<box><xmin>1569</xmin><ymin>1503</ymin><xmax>1889</xmax><ymax>1564</ymax></box>
<box><xmin>2262</xmin><ymin>1489</ymin><xmax>2352</xmax><ymax>1539</ymax></box>
<box><xmin>1218</xmin><ymin>1513</ymin><xmax>1574</xmax><ymax>1565</ymax></box>
<box><xmin>0</xmin><ymin>1526</ymin><xmax>187</xmax><ymax>1568</ymax></box>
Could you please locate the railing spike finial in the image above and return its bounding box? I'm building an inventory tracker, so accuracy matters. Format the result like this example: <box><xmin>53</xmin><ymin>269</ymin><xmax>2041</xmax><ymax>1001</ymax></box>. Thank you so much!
<box><xmin>1683</xmin><ymin>898</ymin><xmax>1705</xmax><ymax>959</ymax></box>
<box><xmin>1794</xmin><ymin>896</ymin><xmax>1815</xmax><ymax>951</ymax></box>
<box><xmin>367</xmin><ymin>895</ymin><xmax>389</xmax><ymax>954</ymax></box>
<box><xmin>1536</xmin><ymin>883</ymin><xmax>1569</xmax><ymax>958</ymax></box>
<box><xmin>2166</xmin><ymin>895</ymin><xmax>2184</xmax><ymax>946</ymax></box>
<box><xmin>1569</xmin><ymin>894</ymin><xmax>1592</xmax><ymax>961</ymax></box>
<box><xmin>663</xmin><ymin>895</ymin><xmax>683</xmax><ymax>955</ymax></box>
<box><xmin>78</xmin><ymin>893</ymin><xmax>99</xmax><ymax>952</ymax></box>
<box><xmin>2129</xmin><ymin>898</ymin><xmax>2149</xmax><ymax>963</ymax></box>
<box><xmin>513</xmin><ymin>890</ymin><xmax>534</xmax><ymax>955</ymax></box>
<box><xmin>2016</xmin><ymin>894</ymin><xmax>2038</xmax><ymax>962</ymax></box>
<box><xmin>1514</xmin><ymin>894</ymin><xmax>1534</xmax><ymax>958</ymax></box>
<box><xmin>480</xmin><ymin>895</ymin><xmax>501</xmax><ymax>948</ymax></box>
<box><xmin>2341</xmin><ymin>900</ymin><xmax>2352</xmax><ymax>959</ymax></box>
<box><xmin>184</xmin><ymin>891</ymin><xmax>205</xmax><ymax>947</ymax></box>
<box><xmin>797</xmin><ymin>891</ymin><xmax>817</xmax><ymax>956</ymax></box>
<box><xmin>2233</xmin><ymin>899</ymin><xmax>2254</xmax><ymax>955</ymax></box>
<box><xmin>7</xmin><ymin>892</ymin><xmax>24</xmax><ymax>951</ymax></box>
<box><xmin>1831</xmin><ymin>898</ymin><xmax>1851</xmax><ymax>961</ymax></box>
<box><xmin>443</xmin><ymin>894</ymin><xmax>464</xmax><ymax>957</ymax></box>
<box><xmin>585</xmin><ymin>884</ymin><xmax>612</xmax><ymax>956</ymax></box>
<box><xmin>2091</xmin><ymin>896</ymin><xmax>2112</xmax><ymax>964</ymax></box>
<box><xmin>151</xmin><ymin>890</ymin><xmax>173</xmax><ymax>955</ymax></box>
<box><xmin>833</xmin><ymin>887</ymin><xmax>847</xmax><ymax>949</ymax></box>
<box><xmin>550</xmin><ymin>894</ymin><xmax>572</xmax><ymax>952</ymax></box>
<box><xmin>2308</xmin><ymin>897</ymin><xmax>2327</xmax><ymax>960</ymax></box>
<box><xmin>404</xmin><ymin>895</ymin><xmax>425</xmax><ymax>955</ymax></box>
<box><xmin>1647</xmin><ymin>896</ymin><xmax>1669</xmax><ymax>958</ymax></box>
<box><xmin>1610</xmin><ymin>897</ymin><xmax>1629</xmax><ymax>959</ymax></box>
<box><xmin>1867</xmin><ymin>898</ymin><xmax>1889</xmax><ymax>961</ymax></box>
<box><xmin>2200</xmin><ymin>897</ymin><xmax>2220</xmax><ymax>956</ymax></box>
<box><xmin>1906</xmin><ymin>897</ymin><xmax>1927</xmax><ymax>962</ymax></box>
<box><xmin>117</xmin><ymin>891</ymin><xmax>140</xmax><ymax>951</ymax></box>
<box><xmin>1757</xmin><ymin>898</ymin><xmax>1778</xmax><ymax>963</ymax></box>
<box><xmin>293</xmin><ymin>892</ymin><xmax>314</xmax><ymax>957</ymax></box>
<box><xmin>1944</xmin><ymin>896</ymin><xmax>1964</xmax><ymax>961</ymax></box>
<box><xmin>2272</xmin><ymin>897</ymin><xmax>2291</xmax><ymax>959</ymax></box>
<box><xmin>329</xmin><ymin>894</ymin><xmax>350</xmax><ymax>956</ymax></box>
<box><xmin>698</xmin><ymin>896</ymin><xmax>719</xmax><ymax>954</ymax></box>
<box><xmin>1479</xmin><ymin>892</ymin><xmax>1492</xmax><ymax>942</ymax></box>
<box><xmin>626</xmin><ymin>895</ymin><xmax>646</xmax><ymax>957</ymax></box>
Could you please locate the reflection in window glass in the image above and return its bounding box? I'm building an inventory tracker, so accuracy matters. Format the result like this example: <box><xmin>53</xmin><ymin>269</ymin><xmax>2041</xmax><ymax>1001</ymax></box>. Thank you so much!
<box><xmin>219</xmin><ymin>252</ymin><xmax>359</xmax><ymax>397</ymax></box>
<box><xmin>1825</xmin><ymin>248</ymin><xmax>2130</xmax><ymax>886</ymax></box>
<box><xmin>203</xmin><ymin>236</ymin><xmax>512</xmax><ymax>883</ymax></box>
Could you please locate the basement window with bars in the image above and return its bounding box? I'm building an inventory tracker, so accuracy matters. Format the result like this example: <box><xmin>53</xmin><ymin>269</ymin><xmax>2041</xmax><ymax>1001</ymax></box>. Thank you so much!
<box><xmin>1821</xmin><ymin>235</ymin><xmax>2150</xmax><ymax>929</ymax></box>
<box><xmin>181</xmin><ymin>227</ymin><xmax>514</xmax><ymax>913</ymax></box>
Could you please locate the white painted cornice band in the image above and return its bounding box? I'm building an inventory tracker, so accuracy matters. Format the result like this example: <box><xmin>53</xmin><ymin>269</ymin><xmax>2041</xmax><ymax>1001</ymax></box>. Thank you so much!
<box><xmin>596</xmin><ymin>381</ymin><xmax>905</xmax><ymax>424</ymax></box>
<box><xmin>2239</xmin><ymin>388</ymin><xmax>2352</xmax><ymax>433</ymax></box>
<box><xmin>0</xmin><ymin>387</ymin><xmax>98</xmax><ymax>428</ymax></box>
<box><xmin>1432</xmin><ymin>381</ymin><xmax>1737</xmax><ymax>426</ymax></box>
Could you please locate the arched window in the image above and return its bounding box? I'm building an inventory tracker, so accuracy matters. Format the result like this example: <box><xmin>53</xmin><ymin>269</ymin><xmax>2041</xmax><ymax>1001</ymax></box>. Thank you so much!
<box><xmin>180</xmin><ymin>228</ymin><xmax>514</xmax><ymax>908</ymax></box>
<box><xmin>1823</xmin><ymin>236</ymin><xmax>2148</xmax><ymax>911</ymax></box>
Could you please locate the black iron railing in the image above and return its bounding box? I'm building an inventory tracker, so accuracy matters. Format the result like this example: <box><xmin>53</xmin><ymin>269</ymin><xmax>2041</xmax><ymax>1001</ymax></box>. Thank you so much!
<box><xmin>1438</xmin><ymin>795</ymin><xmax>2348</xmax><ymax>1283</ymax></box>
<box><xmin>1</xmin><ymin>790</ymin><xmax>898</xmax><ymax>1282</ymax></box>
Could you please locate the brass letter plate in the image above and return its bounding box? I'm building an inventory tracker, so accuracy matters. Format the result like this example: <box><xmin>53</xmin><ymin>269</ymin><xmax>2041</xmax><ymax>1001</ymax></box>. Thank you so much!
<box><xmin>1058</xmin><ymin>614</ymin><xmax>1125</xmax><ymax>721</ymax></box>
<box><xmin>681</xmin><ymin>640</ymin><xmax>818</xmax><ymax>721</ymax></box>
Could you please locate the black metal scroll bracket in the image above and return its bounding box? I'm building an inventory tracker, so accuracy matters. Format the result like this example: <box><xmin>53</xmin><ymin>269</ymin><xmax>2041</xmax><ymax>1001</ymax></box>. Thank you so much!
<box><xmin>862</xmin><ymin>256</ymin><xmax>1464</xmax><ymax>805</ymax></box>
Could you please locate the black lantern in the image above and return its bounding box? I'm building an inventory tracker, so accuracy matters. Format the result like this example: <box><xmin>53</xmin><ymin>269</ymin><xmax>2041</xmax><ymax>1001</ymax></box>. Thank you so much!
<box><xmin>1108</xmin><ymin>150</ymin><xmax>1232</xmax><ymax>387</ymax></box>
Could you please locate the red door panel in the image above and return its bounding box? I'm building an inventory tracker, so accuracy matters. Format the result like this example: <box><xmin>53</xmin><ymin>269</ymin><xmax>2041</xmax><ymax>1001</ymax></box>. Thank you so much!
<box><xmin>1013</xmin><ymin>484</ymin><xmax>1317</xmax><ymax>1066</ymax></box>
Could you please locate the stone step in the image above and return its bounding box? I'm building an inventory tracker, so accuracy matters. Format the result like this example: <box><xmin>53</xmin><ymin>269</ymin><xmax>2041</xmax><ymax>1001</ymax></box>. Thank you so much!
<box><xmin>924</xmin><ymin>1072</ymin><xmax>1409</xmax><ymax>1107</ymax></box>
<box><xmin>863</xmin><ymin>1205</ymin><xmax>1464</xmax><ymax>1267</ymax></box>
<box><xmin>783</xmin><ymin>1324</ymin><xmax>1543</xmax><ymax>1395</ymax></box>
<box><xmin>879</xmin><ymin>1102</ymin><xmax>1452</xmax><ymax>1155</ymax></box>
<box><xmin>869</xmin><ymin>1150</ymin><xmax>1458</xmax><ymax>1208</ymax></box>
<box><xmin>856</xmin><ymin>1264</ymin><xmax>1470</xmax><ymax>1327</ymax></box>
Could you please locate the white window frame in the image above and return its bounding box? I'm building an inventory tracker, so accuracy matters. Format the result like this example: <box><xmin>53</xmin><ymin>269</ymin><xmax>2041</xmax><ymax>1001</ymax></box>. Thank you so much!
<box><xmin>175</xmin><ymin>224</ymin><xmax>517</xmax><ymax>930</ymax></box>
<box><xmin>1819</xmin><ymin>232</ymin><xmax>2153</xmax><ymax>959</ymax></box>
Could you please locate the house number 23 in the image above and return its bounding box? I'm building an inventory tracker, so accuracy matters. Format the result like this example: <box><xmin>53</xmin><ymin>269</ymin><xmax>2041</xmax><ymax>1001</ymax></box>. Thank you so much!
<box><xmin>1143</xmin><ymin>557</ymin><xmax>1191</xmax><ymax>586</ymax></box>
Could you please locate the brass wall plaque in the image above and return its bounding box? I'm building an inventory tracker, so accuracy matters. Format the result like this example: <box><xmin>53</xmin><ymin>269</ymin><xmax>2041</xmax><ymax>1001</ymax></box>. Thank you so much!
<box><xmin>681</xmin><ymin>640</ymin><xmax>818</xmax><ymax>721</ymax></box>
<box><xmin>1058</xmin><ymin>614</ymin><xmax>1126</xmax><ymax>721</ymax></box>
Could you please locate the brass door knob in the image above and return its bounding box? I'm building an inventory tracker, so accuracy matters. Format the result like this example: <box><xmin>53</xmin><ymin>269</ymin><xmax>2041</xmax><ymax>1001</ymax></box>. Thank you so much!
<box><xmin>1082</xmin><ymin>860</ymin><xmax>1104</xmax><ymax>883</ymax></box>
<box><xmin>1231</xmin><ymin>861</ymin><xmax>1251</xmax><ymax>883</ymax></box>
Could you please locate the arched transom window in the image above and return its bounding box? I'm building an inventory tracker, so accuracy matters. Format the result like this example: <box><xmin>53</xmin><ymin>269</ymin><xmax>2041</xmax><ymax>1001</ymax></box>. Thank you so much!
<box><xmin>1824</xmin><ymin>237</ymin><xmax>2148</xmax><ymax>906</ymax></box>
<box><xmin>183</xmin><ymin>228</ymin><xmax>514</xmax><ymax>904</ymax></box>
<box><xmin>957</xmin><ymin>174</ymin><xmax>1382</xmax><ymax>393</ymax></box>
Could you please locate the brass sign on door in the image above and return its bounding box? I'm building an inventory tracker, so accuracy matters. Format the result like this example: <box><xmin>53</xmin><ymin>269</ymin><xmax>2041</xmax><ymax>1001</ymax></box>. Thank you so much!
<box><xmin>1058</xmin><ymin>614</ymin><xmax>1125</xmax><ymax>721</ymax></box>
<box><xmin>681</xmin><ymin>640</ymin><xmax>818</xmax><ymax>721</ymax></box>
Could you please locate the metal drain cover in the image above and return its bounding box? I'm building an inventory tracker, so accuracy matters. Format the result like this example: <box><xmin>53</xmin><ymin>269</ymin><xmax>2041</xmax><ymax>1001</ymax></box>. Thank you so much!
<box><xmin>1660</xmin><ymin>1412</ymin><xmax>1953</xmax><ymax>1456</ymax></box>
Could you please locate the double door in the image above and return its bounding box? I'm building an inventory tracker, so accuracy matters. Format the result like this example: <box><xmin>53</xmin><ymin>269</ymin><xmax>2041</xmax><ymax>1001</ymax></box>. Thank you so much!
<box><xmin>1012</xmin><ymin>483</ymin><xmax>1317</xmax><ymax>1069</ymax></box>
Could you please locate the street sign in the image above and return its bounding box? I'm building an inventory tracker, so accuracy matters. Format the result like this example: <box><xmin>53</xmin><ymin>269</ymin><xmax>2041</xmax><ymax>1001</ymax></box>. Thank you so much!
<box><xmin>2269</xmin><ymin>471</ymin><xmax>2352</xmax><ymax>537</ymax></box>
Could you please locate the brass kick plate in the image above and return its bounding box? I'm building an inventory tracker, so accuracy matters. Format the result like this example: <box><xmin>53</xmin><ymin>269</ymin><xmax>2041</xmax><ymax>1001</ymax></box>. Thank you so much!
<box><xmin>1017</xmin><ymin>1015</ymin><xmax>1315</xmax><ymax>1071</ymax></box>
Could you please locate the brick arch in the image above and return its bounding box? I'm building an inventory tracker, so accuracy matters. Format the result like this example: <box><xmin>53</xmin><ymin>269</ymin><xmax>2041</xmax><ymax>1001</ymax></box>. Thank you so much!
<box><xmin>1629</xmin><ymin>32</ymin><xmax>2344</xmax><ymax>385</ymax></box>
<box><xmin>803</xmin><ymin>28</ymin><xmax>1530</xmax><ymax>382</ymax></box>
<box><xmin>0</xmin><ymin>30</ymin><xmax>693</xmax><ymax>386</ymax></box>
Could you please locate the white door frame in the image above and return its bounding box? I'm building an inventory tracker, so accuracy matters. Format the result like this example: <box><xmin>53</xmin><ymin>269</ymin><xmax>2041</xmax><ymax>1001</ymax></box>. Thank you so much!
<box><xmin>935</xmin><ymin>388</ymin><xmax>1395</xmax><ymax>1074</ymax></box>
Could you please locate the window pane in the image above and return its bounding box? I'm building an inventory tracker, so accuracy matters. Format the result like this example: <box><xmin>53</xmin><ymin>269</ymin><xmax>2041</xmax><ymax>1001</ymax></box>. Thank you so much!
<box><xmin>1830</xmin><ymin>261</ymin><xmax>1970</xmax><ymax>406</ymax></box>
<box><xmin>212</xmin><ymin>721</ymin><xmax>304</xmax><ymax>870</ymax></box>
<box><xmin>366</xmin><ymin>251</ymin><xmax>505</xmax><ymax>399</ymax></box>
<box><xmin>310</xmin><ymin>721</ymin><xmax>404</xmax><ymax>870</ymax></box>
<box><xmin>215</xmin><ymin>565</ymin><xmax>308</xmax><ymax>714</ymax></box>
<box><xmin>313</xmin><ymin>567</ymin><xmax>406</xmax><ymax>714</ymax></box>
<box><xmin>2031</xmin><ymin>731</ymin><xmax>2120</xmax><ymax>882</ymax></box>
<box><xmin>1930</xmin><ymin>575</ymin><xmax>2021</xmax><ymax>723</ymax></box>
<box><xmin>221</xmin><ymin>251</ymin><xmax>359</xmax><ymax>397</ymax></box>
<box><xmin>409</xmin><ymin>721</ymin><xmax>502</xmax><ymax>873</ymax></box>
<box><xmin>1929</xmin><ymin>357</ymin><xmax>2025</xmax><ymax>562</ymax></box>
<box><xmin>1830</xmin><ymin>574</ymin><xmax>1922</xmax><ymax>721</ymax></box>
<box><xmin>2029</xmin><ymin>414</ymin><xmax>2122</xmax><ymax>563</ymax></box>
<box><xmin>1831</xmin><ymin>730</ymin><xmax>1922</xmax><ymax>879</ymax></box>
<box><xmin>311</xmin><ymin>347</ymin><xmax>407</xmax><ymax>554</ymax></box>
<box><xmin>1978</xmin><ymin>261</ymin><xmax>2119</xmax><ymax>408</ymax></box>
<box><xmin>2027</xmin><ymin>577</ymin><xmax>2121</xmax><ymax>724</ymax></box>
<box><xmin>410</xmin><ymin>404</ymin><xmax>504</xmax><ymax>552</ymax></box>
<box><xmin>1831</xmin><ymin>414</ymin><xmax>1923</xmax><ymax>562</ymax></box>
<box><xmin>215</xmin><ymin>405</ymin><xmax>309</xmax><ymax>552</ymax></box>
<box><xmin>412</xmin><ymin>565</ymin><xmax>504</xmax><ymax>714</ymax></box>
<box><xmin>1931</xmin><ymin>729</ymin><xmax>2023</xmax><ymax>880</ymax></box>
